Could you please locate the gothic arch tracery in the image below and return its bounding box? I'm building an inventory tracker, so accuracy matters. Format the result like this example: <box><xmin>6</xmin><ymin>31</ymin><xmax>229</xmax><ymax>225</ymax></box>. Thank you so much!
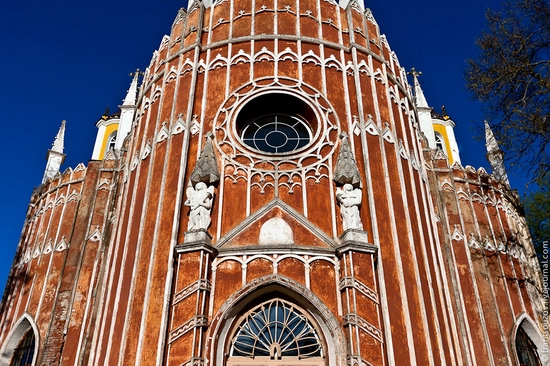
<box><xmin>207</xmin><ymin>274</ymin><xmax>346</xmax><ymax>366</ymax></box>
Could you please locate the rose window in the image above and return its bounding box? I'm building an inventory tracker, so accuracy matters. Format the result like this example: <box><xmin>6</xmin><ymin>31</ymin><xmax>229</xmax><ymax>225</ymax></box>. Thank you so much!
<box><xmin>240</xmin><ymin>114</ymin><xmax>312</xmax><ymax>154</ymax></box>
<box><xmin>235</xmin><ymin>92</ymin><xmax>316</xmax><ymax>155</ymax></box>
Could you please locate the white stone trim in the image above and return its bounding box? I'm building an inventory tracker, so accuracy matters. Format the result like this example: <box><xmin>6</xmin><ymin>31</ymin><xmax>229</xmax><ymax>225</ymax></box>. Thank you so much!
<box><xmin>0</xmin><ymin>313</ymin><xmax>39</xmax><ymax>366</ymax></box>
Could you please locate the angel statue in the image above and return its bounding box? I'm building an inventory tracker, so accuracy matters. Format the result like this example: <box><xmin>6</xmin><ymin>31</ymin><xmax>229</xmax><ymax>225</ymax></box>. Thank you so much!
<box><xmin>185</xmin><ymin>182</ymin><xmax>215</xmax><ymax>231</ymax></box>
<box><xmin>336</xmin><ymin>183</ymin><xmax>363</xmax><ymax>231</ymax></box>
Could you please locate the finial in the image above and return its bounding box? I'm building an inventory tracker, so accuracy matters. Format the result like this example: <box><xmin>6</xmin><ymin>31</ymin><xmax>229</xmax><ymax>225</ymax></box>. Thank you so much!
<box><xmin>407</xmin><ymin>67</ymin><xmax>422</xmax><ymax>78</ymax></box>
<box><xmin>102</xmin><ymin>106</ymin><xmax>110</xmax><ymax>120</ymax></box>
<box><xmin>129</xmin><ymin>68</ymin><xmax>144</xmax><ymax>78</ymax></box>
<box><xmin>52</xmin><ymin>120</ymin><xmax>66</xmax><ymax>153</ymax></box>
<box><xmin>122</xmin><ymin>69</ymin><xmax>142</xmax><ymax>106</ymax></box>
<box><xmin>408</xmin><ymin>68</ymin><xmax>429</xmax><ymax>108</ymax></box>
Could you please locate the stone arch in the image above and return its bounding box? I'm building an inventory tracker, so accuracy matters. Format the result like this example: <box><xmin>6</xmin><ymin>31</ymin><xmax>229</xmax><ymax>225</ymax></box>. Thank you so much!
<box><xmin>511</xmin><ymin>312</ymin><xmax>548</xmax><ymax>365</ymax></box>
<box><xmin>0</xmin><ymin>313</ymin><xmax>39</xmax><ymax>365</ymax></box>
<box><xmin>207</xmin><ymin>274</ymin><xmax>346</xmax><ymax>366</ymax></box>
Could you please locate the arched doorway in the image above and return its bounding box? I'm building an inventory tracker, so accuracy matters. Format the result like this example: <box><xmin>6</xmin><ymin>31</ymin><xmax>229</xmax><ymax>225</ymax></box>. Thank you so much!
<box><xmin>226</xmin><ymin>298</ymin><xmax>325</xmax><ymax>365</ymax></box>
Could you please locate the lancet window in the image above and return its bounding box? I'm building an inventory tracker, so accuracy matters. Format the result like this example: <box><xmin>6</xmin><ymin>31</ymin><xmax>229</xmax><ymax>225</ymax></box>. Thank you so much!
<box><xmin>9</xmin><ymin>330</ymin><xmax>35</xmax><ymax>366</ymax></box>
<box><xmin>516</xmin><ymin>327</ymin><xmax>542</xmax><ymax>366</ymax></box>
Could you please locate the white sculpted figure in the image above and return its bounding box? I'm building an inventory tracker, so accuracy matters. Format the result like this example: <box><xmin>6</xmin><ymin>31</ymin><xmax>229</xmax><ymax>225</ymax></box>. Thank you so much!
<box><xmin>185</xmin><ymin>182</ymin><xmax>215</xmax><ymax>230</ymax></box>
<box><xmin>336</xmin><ymin>183</ymin><xmax>363</xmax><ymax>231</ymax></box>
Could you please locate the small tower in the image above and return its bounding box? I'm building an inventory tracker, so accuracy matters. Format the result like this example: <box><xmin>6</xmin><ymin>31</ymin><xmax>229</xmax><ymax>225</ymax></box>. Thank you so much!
<box><xmin>91</xmin><ymin>71</ymin><xmax>140</xmax><ymax>160</ymax></box>
<box><xmin>485</xmin><ymin>121</ymin><xmax>510</xmax><ymax>186</ymax></box>
<box><xmin>432</xmin><ymin>106</ymin><xmax>461</xmax><ymax>165</ymax></box>
<box><xmin>42</xmin><ymin>120</ymin><xmax>66</xmax><ymax>184</ymax></box>
<box><xmin>410</xmin><ymin>69</ymin><xmax>461</xmax><ymax>165</ymax></box>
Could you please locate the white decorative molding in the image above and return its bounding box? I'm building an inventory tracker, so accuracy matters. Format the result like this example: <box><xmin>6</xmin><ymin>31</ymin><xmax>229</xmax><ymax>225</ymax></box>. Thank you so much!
<box><xmin>468</xmin><ymin>233</ymin><xmax>481</xmax><ymax>249</ymax></box>
<box><xmin>363</xmin><ymin>115</ymin><xmax>379</xmax><ymax>136</ymax></box>
<box><xmin>97</xmin><ymin>178</ymin><xmax>112</xmax><ymax>191</ymax></box>
<box><xmin>439</xmin><ymin>178</ymin><xmax>454</xmax><ymax>192</ymax></box>
<box><xmin>451</xmin><ymin>225</ymin><xmax>464</xmax><ymax>241</ymax></box>
<box><xmin>156</xmin><ymin>124</ymin><xmax>169</xmax><ymax>143</ymax></box>
<box><xmin>172</xmin><ymin>114</ymin><xmax>186</xmax><ymax>135</ymax></box>
<box><xmin>42</xmin><ymin>240</ymin><xmax>52</xmax><ymax>255</ymax></box>
<box><xmin>131</xmin><ymin>153</ymin><xmax>139</xmax><ymax>171</ymax></box>
<box><xmin>213</xmin><ymin>77</ymin><xmax>339</xmax><ymax>192</ymax></box>
<box><xmin>382</xmin><ymin>123</ymin><xmax>395</xmax><ymax>144</ymax></box>
<box><xmin>141</xmin><ymin>141</ymin><xmax>152</xmax><ymax>160</ymax></box>
<box><xmin>190</xmin><ymin>115</ymin><xmax>200</xmax><ymax>136</ymax></box>
<box><xmin>87</xmin><ymin>226</ymin><xmax>102</xmax><ymax>242</ymax></box>
<box><xmin>398</xmin><ymin>140</ymin><xmax>408</xmax><ymax>160</ymax></box>
<box><xmin>55</xmin><ymin>236</ymin><xmax>69</xmax><ymax>252</ymax></box>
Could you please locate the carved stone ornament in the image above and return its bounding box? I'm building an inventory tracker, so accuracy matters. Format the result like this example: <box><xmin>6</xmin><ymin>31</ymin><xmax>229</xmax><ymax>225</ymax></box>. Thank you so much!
<box><xmin>185</xmin><ymin>182</ymin><xmax>215</xmax><ymax>231</ymax></box>
<box><xmin>189</xmin><ymin>133</ymin><xmax>220</xmax><ymax>186</ymax></box>
<box><xmin>333</xmin><ymin>132</ymin><xmax>361</xmax><ymax>187</ymax></box>
<box><xmin>336</xmin><ymin>183</ymin><xmax>363</xmax><ymax>231</ymax></box>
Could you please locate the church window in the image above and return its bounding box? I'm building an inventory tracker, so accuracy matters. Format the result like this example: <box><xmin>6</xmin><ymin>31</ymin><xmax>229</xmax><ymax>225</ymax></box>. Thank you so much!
<box><xmin>516</xmin><ymin>327</ymin><xmax>542</xmax><ymax>366</ymax></box>
<box><xmin>236</xmin><ymin>93</ymin><xmax>315</xmax><ymax>154</ymax></box>
<box><xmin>107</xmin><ymin>131</ymin><xmax>117</xmax><ymax>151</ymax></box>
<box><xmin>9</xmin><ymin>330</ymin><xmax>35</xmax><ymax>366</ymax></box>
<box><xmin>229</xmin><ymin>298</ymin><xmax>323</xmax><ymax>358</ymax></box>
<box><xmin>434</xmin><ymin>132</ymin><xmax>444</xmax><ymax>151</ymax></box>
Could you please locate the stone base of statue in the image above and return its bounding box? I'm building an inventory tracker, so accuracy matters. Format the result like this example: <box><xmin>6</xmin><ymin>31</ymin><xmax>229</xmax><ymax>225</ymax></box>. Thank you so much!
<box><xmin>340</xmin><ymin>229</ymin><xmax>369</xmax><ymax>244</ymax></box>
<box><xmin>337</xmin><ymin>229</ymin><xmax>375</xmax><ymax>256</ymax></box>
<box><xmin>184</xmin><ymin>229</ymin><xmax>212</xmax><ymax>245</ymax></box>
<box><xmin>176</xmin><ymin>230</ymin><xmax>215</xmax><ymax>255</ymax></box>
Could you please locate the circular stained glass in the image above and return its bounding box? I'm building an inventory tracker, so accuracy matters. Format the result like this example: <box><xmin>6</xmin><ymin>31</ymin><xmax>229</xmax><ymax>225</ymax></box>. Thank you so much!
<box><xmin>241</xmin><ymin>114</ymin><xmax>312</xmax><ymax>154</ymax></box>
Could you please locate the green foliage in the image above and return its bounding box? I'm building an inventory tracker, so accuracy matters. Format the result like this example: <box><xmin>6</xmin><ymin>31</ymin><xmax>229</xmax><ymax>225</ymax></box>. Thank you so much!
<box><xmin>523</xmin><ymin>178</ymin><xmax>550</xmax><ymax>262</ymax></box>
<box><xmin>465</xmin><ymin>0</ymin><xmax>550</xmax><ymax>184</ymax></box>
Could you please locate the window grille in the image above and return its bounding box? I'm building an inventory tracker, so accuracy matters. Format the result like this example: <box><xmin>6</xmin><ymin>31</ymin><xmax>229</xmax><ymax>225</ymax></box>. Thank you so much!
<box><xmin>516</xmin><ymin>327</ymin><xmax>542</xmax><ymax>366</ymax></box>
<box><xmin>230</xmin><ymin>298</ymin><xmax>323</xmax><ymax>359</ymax></box>
<box><xmin>9</xmin><ymin>330</ymin><xmax>35</xmax><ymax>366</ymax></box>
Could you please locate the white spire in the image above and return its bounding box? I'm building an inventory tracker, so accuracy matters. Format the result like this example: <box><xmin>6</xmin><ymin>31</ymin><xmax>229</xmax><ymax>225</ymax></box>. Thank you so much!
<box><xmin>51</xmin><ymin>120</ymin><xmax>65</xmax><ymax>153</ymax></box>
<box><xmin>42</xmin><ymin>120</ymin><xmax>66</xmax><ymax>184</ymax></box>
<box><xmin>484</xmin><ymin>121</ymin><xmax>510</xmax><ymax>186</ymax></box>
<box><xmin>122</xmin><ymin>70</ymin><xmax>139</xmax><ymax>106</ymax></box>
<box><xmin>115</xmin><ymin>70</ymin><xmax>141</xmax><ymax>152</ymax></box>
<box><xmin>409</xmin><ymin>68</ymin><xmax>436</xmax><ymax>149</ymax></box>
<box><xmin>484</xmin><ymin>120</ymin><xmax>499</xmax><ymax>153</ymax></box>
<box><xmin>411</xmin><ymin>68</ymin><xmax>429</xmax><ymax>108</ymax></box>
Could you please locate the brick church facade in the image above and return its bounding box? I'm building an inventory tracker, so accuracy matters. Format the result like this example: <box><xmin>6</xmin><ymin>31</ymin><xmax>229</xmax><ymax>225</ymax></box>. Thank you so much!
<box><xmin>0</xmin><ymin>1</ymin><xmax>547</xmax><ymax>365</ymax></box>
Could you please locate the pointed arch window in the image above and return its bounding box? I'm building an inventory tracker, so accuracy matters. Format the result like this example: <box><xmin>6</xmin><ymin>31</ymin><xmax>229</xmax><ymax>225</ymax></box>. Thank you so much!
<box><xmin>107</xmin><ymin>131</ymin><xmax>117</xmax><ymax>151</ymax></box>
<box><xmin>9</xmin><ymin>330</ymin><xmax>35</xmax><ymax>366</ymax></box>
<box><xmin>434</xmin><ymin>132</ymin><xmax>445</xmax><ymax>151</ymax></box>
<box><xmin>229</xmin><ymin>298</ymin><xmax>323</xmax><ymax>359</ymax></box>
<box><xmin>516</xmin><ymin>327</ymin><xmax>542</xmax><ymax>366</ymax></box>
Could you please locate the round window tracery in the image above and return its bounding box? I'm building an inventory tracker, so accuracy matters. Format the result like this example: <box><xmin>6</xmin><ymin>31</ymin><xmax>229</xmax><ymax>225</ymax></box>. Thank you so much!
<box><xmin>241</xmin><ymin>114</ymin><xmax>311</xmax><ymax>154</ymax></box>
<box><xmin>229</xmin><ymin>298</ymin><xmax>323</xmax><ymax>358</ymax></box>
<box><xmin>235</xmin><ymin>93</ymin><xmax>316</xmax><ymax>155</ymax></box>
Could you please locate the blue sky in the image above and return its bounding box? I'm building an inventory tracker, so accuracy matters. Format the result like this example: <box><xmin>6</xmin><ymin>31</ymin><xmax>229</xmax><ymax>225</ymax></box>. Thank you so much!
<box><xmin>0</xmin><ymin>0</ymin><xmax>514</xmax><ymax>293</ymax></box>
